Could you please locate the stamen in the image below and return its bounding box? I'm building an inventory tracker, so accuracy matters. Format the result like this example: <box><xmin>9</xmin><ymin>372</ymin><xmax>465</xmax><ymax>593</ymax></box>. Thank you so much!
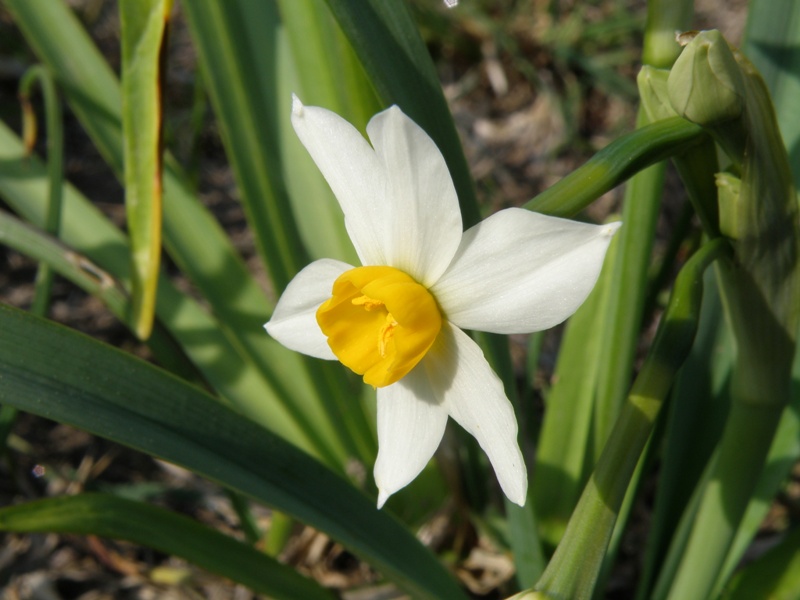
<box><xmin>352</xmin><ymin>295</ymin><xmax>384</xmax><ymax>311</ymax></box>
<box><xmin>378</xmin><ymin>313</ymin><xmax>398</xmax><ymax>357</ymax></box>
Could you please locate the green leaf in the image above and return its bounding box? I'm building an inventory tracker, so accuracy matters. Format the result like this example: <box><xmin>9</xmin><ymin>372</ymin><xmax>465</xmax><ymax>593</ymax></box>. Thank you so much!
<box><xmin>723</xmin><ymin>525</ymin><xmax>800</xmax><ymax>600</ymax></box>
<box><xmin>2</xmin><ymin>0</ymin><xmax>365</xmax><ymax>468</ymax></box>
<box><xmin>3</xmin><ymin>0</ymin><xmax>310</xmax><ymax>413</ymax></box>
<box><xmin>635</xmin><ymin>271</ymin><xmax>733</xmax><ymax>600</ymax></box>
<box><xmin>323</xmin><ymin>0</ymin><xmax>482</xmax><ymax>227</ymax></box>
<box><xmin>178</xmin><ymin>0</ymin><xmax>375</xmax><ymax>466</ymax></box>
<box><xmin>591</xmin><ymin>123</ymin><xmax>664</xmax><ymax>460</ymax></box>
<box><xmin>179</xmin><ymin>0</ymin><xmax>307</xmax><ymax>291</ymax></box>
<box><xmin>275</xmin><ymin>0</ymin><xmax>377</xmax><ymax>264</ymax></box>
<box><xmin>0</xmin><ymin>208</ymin><xmax>199</xmax><ymax>382</ymax></box>
<box><xmin>0</xmin><ymin>122</ymin><xmax>343</xmax><ymax>466</ymax></box>
<box><xmin>534</xmin><ymin>232</ymin><xmax>619</xmax><ymax>546</ymax></box>
<box><xmin>0</xmin><ymin>494</ymin><xmax>336</xmax><ymax>600</ymax></box>
<box><xmin>0</xmin><ymin>303</ymin><xmax>468</xmax><ymax>600</ymax></box>
<box><xmin>119</xmin><ymin>0</ymin><xmax>171</xmax><ymax>339</ymax></box>
<box><xmin>277</xmin><ymin>0</ymin><xmax>380</xmax><ymax>132</ymax></box>
<box><xmin>533</xmin><ymin>239</ymin><xmax>728</xmax><ymax>600</ymax></box>
<box><xmin>17</xmin><ymin>64</ymin><xmax>64</xmax><ymax>317</ymax></box>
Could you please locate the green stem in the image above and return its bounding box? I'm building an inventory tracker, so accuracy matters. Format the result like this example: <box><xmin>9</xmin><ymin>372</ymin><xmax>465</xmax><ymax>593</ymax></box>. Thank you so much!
<box><xmin>592</xmin><ymin>117</ymin><xmax>664</xmax><ymax>459</ymax></box>
<box><xmin>665</xmin><ymin>258</ymin><xmax>795</xmax><ymax>600</ymax></box>
<box><xmin>227</xmin><ymin>489</ymin><xmax>262</xmax><ymax>546</ymax></box>
<box><xmin>531</xmin><ymin>239</ymin><xmax>729</xmax><ymax>600</ymax></box>
<box><xmin>523</xmin><ymin>118</ymin><xmax>704</xmax><ymax>218</ymax></box>
<box><xmin>18</xmin><ymin>64</ymin><xmax>64</xmax><ymax>318</ymax></box>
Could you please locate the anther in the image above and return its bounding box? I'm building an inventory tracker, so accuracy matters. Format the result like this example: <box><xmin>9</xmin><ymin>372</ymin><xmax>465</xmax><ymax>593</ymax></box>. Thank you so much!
<box><xmin>352</xmin><ymin>295</ymin><xmax>384</xmax><ymax>311</ymax></box>
<box><xmin>378</xmin><ymin>313</ymin><xmax>398</xmax><ymax>357</ymax></box>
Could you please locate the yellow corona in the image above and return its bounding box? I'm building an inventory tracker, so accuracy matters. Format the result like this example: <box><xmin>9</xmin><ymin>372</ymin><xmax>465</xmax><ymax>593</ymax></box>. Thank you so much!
<box><xmin>316</xmin><ymin>266</ymin><xmax>442</xmax><ymax>387</ymax></box>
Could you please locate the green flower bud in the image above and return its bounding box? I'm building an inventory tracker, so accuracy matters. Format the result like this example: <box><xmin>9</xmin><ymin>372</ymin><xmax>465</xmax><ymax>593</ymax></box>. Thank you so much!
<box><xmin>637</xmin><ymin>65</ymin><xmax>676</xmax><ymax>123</ymax></box>
<box><xmin>668</xmin><ymin>30</ymin><xmax>745</xmax><ymax>127</ymax></box>
<box><xmin>714</xmin><ymin>171</ymin><xmax>741</xmax><ymax>241</ymax></box>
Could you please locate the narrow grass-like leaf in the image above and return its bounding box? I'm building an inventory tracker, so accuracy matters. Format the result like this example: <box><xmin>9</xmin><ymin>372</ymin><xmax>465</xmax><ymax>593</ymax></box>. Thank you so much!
<box><xmin>179</xmin><ymin>0</ymin><xmax>307</xmax><ymax>291</ymax></box>
<box><xmin>0</xmin><ymin>208</ymin><xmax>198</xmax><ymax>382</ymax></box>
<box><xmin>591</xmin><ymin>135</ymin><xmax>663</xmax><ymax>459</ymax></box>
<box><xmin>180</xmin><ymin>0</ymin><xmax>375</xmax><ymax>466</ymax></box>
<box><xmin>119</xmin><ymin>0</ymin><xmax>171</xmax><ymax>339</ymax></box>
<box><xmin>3</xmin><ymin>1</ymin><xmax>324</xmax><ymax>428</ymax></box>
<box><xmin>634</xmin><ymin>272</ymin><xmax>733</xmax><ymax>600</ymax></box>
<box><xmin>0</xmin><ymin>122</ymin><xmax>343</xmax><ymax>466</ymax></box>
<box><xmin>323</xmin><ymin>0</ymin><xmax>481</xmax><ymax>227</ymax></box>
<box><xmin>2</xmin><ymin>0</ymin><xmax>363</xmax><ymax>467</ymax></box>
<box><xmin>277</xmin><ymin>0</ymin><xmax>380</xmax><ymax>132</ymax></box>
<box><xmin>275</xmin><ymin>0</ymin><xmax>377</xmax><ymax>264</ymax></box>
<box><xmin>0</xmin><ymin>304</ymin><xmax>468</xmax><ymax>600</ymax></box>
<box><xmin>722</xmin><ymin>525</ymin><xmax>800</xmax><ymax>600</ymax></box>
<box><xmin>0</xmin><ymin>494</ymin><xmax>336</xmax><ymax>600</ymax></box>
<box><xmin>505</xmin><ymin>500</ymin><xmax>546</xmax><ymax>588</ymax></box>
<box><xmin>534</xmin><ymin>233</ymin><xmax>619</xmax><ymax>547</ymax></box>
<box><xmin>274</xmin><ymin>29</ymin><xmax>357</xmax><ymax>265</ymax></box>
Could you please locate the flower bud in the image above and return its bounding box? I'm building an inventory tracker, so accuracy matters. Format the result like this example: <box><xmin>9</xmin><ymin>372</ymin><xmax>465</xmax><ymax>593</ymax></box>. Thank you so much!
<box><xmin>637</xmin><ymin>66</ymin><xmax>675</xmax><ymax>123</ymax></box>
<box><xmin>714</xmin><ymin>171</ymin><xmax>741</xmax><ymax>241</ymax></box>
<box><xmin>668</xmin><ymin>30</ymin><xmax>745</xmax><ymax>126</ymax></box>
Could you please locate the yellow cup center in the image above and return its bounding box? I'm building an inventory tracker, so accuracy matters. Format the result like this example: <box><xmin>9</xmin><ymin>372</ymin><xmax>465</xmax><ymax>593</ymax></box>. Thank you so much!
<box><xmin>316</xmin><ymin>266</ymin><xmax>442</xmax><ymax>387</ymax></box>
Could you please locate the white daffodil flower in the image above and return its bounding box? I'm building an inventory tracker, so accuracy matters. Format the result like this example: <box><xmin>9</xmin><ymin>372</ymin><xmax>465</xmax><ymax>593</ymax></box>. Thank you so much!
<box><xmin>266</xmin><ymin>96</ymin><xmax>621</xmax><ymax>508</ymax></box>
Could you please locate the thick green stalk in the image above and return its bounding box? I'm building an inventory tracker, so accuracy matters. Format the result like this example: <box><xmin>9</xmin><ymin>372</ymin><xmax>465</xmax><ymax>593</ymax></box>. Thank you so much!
<box><xmin>529</xmin><ymin>239</ymin><xmax>728</xmax><ymax>600</ymax></box>
<box><xmin>665</xmin><ymin>262</ymin><xmax>795</xmax><ymax>600</ymax></box>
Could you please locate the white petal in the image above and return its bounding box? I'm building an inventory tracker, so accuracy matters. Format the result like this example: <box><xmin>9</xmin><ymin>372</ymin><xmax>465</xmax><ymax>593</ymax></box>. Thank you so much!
<box><xmin>422</xmin><ymin>323</ymin><xmax>527</xmax><ymax>506</ymax></box>
<box><xmin>291</xmin><ymin>96</ymin><xmax>388</xmax><ymax>266</ymax></box>
<box><xmin>374</xmin><ymin>368</ymin><xmax>448</xmax><ymax>508</ymax></box>
<box><xmin>264</xmin><ymin>258</ymin><xmax>352</xmax><ymax>360</ymax></box>
<box><xmin>432</xmin><ymin>208</ymin><xmax>621</xmax><ymax>334</ymax></box>
<box><xmin>366</xmin><ymin>106</ymin><xmax>462</xmax><ymax>286</ymax></box>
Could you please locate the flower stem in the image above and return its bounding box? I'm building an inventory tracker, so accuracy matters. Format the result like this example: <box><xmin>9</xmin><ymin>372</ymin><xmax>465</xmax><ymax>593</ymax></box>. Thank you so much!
<box><xmin>530</xmin><ymin>239</ymin><xmax>728</xmax><ymax>600</ymax></box>
<box><xmin>524</xmin><ymin>117</ymin><xmax>703</xmax><ymax>218</ymax></box>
